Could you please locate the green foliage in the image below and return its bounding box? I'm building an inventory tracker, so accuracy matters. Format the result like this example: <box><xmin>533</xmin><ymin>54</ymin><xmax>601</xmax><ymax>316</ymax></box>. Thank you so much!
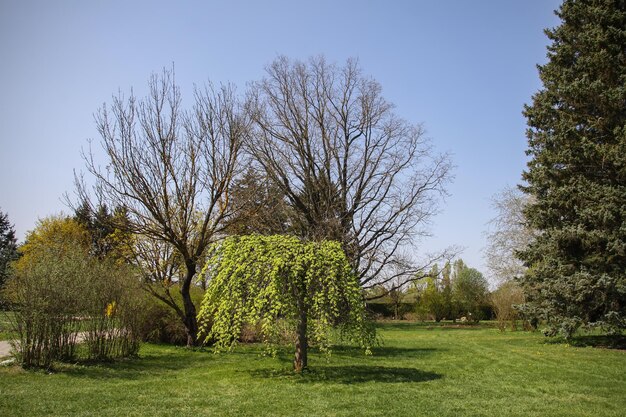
<box><xmin>491</xmin><ymin>281</ymin><xmax>525</xmax><ymax>331</ymax></box>
<box><xmin>453</xmin><ymin>266</ymin><xmax>490</xmax><ymax>322</ymax></box>
<box><xmin>198</xmin><ymin>235</ymin><xmax>373</xmax><ymax>365</ymax></box>
<box><xmin>520</xmin><ymin>0</ymin><xmax>626</xmax><ymax>337</ymax></box>
<box><xmin>139</xmin><ymin>285</ymin><xmax>205</xmax><ymax>345</ymax></box>
<box><xmin>366</xmin><ymin>302</ymin><xmax>415</xmax><ymax>319</ymax></box>
<box><xmin>74</xmin><ymin>201</ymin><xmax>134</xmax><ymax>261</ymax></box>
<box><xmin>420</xmin><ymin>276</ymin><xmax>447</xmax><ymax>322</ymax></box>
<box><xmin>0</xmin><ymin>210</ymin><xmax>18</xmax><ymax>306</ymax></box>
<box><xmin>4</xmin><ymin>216</ymin><xmax>143</xmax><ymax>368</ymax></box>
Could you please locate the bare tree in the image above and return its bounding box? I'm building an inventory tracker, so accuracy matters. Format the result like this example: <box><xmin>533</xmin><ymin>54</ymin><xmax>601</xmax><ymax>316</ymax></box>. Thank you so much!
<box><xmin>79</xmin><ymin>68</ymin><xmax>247</xmax><ymax>346</ymax></box>
<box><xmin>484</xmin><ymin>187</ymin><xmax>535</xmax><ymax>285</ymax></box>
<box><xmin>246</xmin><ymin>56</ymin><xmax>452</xmax><ymax>296</ymax></box>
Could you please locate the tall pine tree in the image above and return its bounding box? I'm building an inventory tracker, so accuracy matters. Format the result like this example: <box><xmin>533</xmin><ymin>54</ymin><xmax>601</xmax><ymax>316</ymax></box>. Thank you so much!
<box><xmin>520</xmin><ymin>0</ymin><xmax>626</xmax><ymax>337</ymax></box>
<box><xmin>0</xmin><ymin>210</ymin><xmax>18</xmax><ymax>294</ymax></box>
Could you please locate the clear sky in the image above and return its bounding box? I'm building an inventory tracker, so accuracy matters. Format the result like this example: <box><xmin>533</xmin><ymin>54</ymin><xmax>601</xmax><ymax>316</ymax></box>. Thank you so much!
<box><xmin>0</xmin><ymin>0</ymin><xmax>562</xmax><ymax>279</ymax></box>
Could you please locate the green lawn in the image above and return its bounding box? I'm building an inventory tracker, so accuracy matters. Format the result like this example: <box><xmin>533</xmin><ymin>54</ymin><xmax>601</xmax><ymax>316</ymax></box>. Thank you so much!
<box><xmin>0</xmin><ymin>322</ymin><xmax>624</xmax><ymax>416</ymax></box>
<box><xmin>0</xmin><ymin>311</ymin><xmax>15</xmax><ymax>341</ymax></box>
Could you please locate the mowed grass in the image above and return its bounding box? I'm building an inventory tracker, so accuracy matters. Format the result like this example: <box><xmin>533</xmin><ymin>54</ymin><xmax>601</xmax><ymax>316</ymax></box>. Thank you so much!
<box><xmin>0</xmin><ymin>322</ymin><xmax>625</xmax><ymax>417</ymax></box>
<box><xmin>0</xmin><ymin>311</ymin><xmax>15</xmax><ymax>341</ymax></box>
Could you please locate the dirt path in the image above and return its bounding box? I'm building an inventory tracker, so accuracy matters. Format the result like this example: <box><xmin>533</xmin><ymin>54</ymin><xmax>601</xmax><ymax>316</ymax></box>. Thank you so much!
<box><xmin>0</xmin><ymin>340</ymin><xmax>11</xmax><ymax>358</ymax></box>
<box><xmin>0</xmin><ymin>333</ymin><xmax>88</xmax><ymax>358</ymax></box>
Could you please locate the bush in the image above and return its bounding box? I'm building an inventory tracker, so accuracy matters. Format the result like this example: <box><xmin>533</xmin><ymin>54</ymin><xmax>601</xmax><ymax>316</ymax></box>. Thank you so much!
<box><xmin>139</xmin><ymin>285</ymin><xmax>205</xmax><ymax>345</ymax></box>
<box><xmin>366</xmin><ymin>302</ymin><xmax>414</xmax><ymax>320</ymax></box>
<box><xmin>81</xmin><ymin>259</ymin><xmax>144</xmax><ymax>360</ymax></box>
<box><xmin>491</xmin><ymin>281</ymin><xmax>525</xmax><ymax>331</ymax></box>
<box><xmin>4</xmin><ymin>216</ymin><xmax>143</xmax><ymax>368</ymax></box>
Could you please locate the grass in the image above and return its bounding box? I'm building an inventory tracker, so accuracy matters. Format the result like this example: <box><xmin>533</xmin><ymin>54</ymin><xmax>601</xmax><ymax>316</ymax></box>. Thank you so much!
<box><xmin>0</xmin><ymin>311</ymin><xmax>15</xmax><ymax>340</ymax></box>
<box><xmin>0</xmin><ymin>322</ymin><xmax>625</xmax><ymax>416</ymax></box>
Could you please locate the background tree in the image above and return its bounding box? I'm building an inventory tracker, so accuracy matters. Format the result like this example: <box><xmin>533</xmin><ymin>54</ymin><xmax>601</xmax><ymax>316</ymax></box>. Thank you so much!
<box><xmin>452</xmin><ymin>261</ymin><xmax>490</xmax><ymax>322</ymax></box>
<box><xmin>484</xmin><ymin>187</ymin><xmax>535</xmax><ymax>284</ymax></box>
<box><xmin>246</xmin><ymin>56</ymin><xmax>452</xmax><ymax>295</ymax></box>
<box><xmin>520</xmin><ymin>0</ymin><xmax>626</xmax><ymax>337</ymax></box>
<box><xmin>222</xmin><ymin>168</ymin><xmax>294</xmax><ymax>236</ymax></box>
<box><xmin>79</xmin><ymin>68</ymin><xmax>248</xmax><ymax>346</ymax></box>
<box><xmin>74</xmin><ymin>202</ymin><xmax>134</xmax><ymax>261</ymax></box>
<box><xmin>418</xmin><ymin>264</ymin><xmax>447</xmax><ymax>322</ymax></box>
<box><xmin>0</xmin><ymin>210</ymin><xmax>18</xmax><ymax>300</ymax></box>
<box><xmin>491</xmin><ymin>281</ymin><xmax>525</xmax><ymax>331</ymax></box>
<box><xmin>198</xmin><ymin>235</ymin><xmax>373</xmax><ymax>372</ymax></box>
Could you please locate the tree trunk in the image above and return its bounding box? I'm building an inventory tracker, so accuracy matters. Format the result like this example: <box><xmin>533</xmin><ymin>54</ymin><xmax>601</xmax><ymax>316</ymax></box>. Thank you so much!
<box><xmin>181</xmin><ymin>262</ymin><xmax>199</xmax><ymax>347</ymax></box>
<box><xmin>293</xmin><ymin>307</ymin><xmax>308</xmax><ymax>372</ymax></box>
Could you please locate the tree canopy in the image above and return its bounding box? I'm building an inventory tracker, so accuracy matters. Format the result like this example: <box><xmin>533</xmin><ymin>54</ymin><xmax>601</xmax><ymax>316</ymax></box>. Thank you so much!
<box><xmin>197</xmin><ymin>234</ymin><xmax>373</xmax><ymax>372</ymax></box>
<box><xmin>520</xmin><ymin>0</ymin><xmax>626</xmax><ymax>337</ymax></box>
<box><xmin>246</xmin><ymin>56</ymin><xmax>452</xmax><ymax>294</ymax></box>
<box><xmin>79</xmin><ymin>67</ymin><xmax>248</xmax><ymax>346</ymax></box>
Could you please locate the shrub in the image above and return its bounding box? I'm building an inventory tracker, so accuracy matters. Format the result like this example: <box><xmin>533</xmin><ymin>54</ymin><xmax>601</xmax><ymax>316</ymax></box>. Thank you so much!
<box><xmin>4</xmin><ymin>216</ymin><xmax>143</xmax><ymax>368</ymax></box>
<box><xmin>491</xmin><ymin>281</ymin><xmax>525</xmax><ymax>331</ymax></box>
<box><xmin>139</xmin><ymin>285</ymin><xmax>205</xmax><ymax>345</ymax></box>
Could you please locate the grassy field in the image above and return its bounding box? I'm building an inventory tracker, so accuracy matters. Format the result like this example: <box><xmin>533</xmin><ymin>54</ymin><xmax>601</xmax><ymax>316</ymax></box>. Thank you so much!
<box><xmin>0</xmin><ymin>322</ymin><xmax>624</xmax><ymax>417</ymax></box>
<box><xmin>0</xmin><ymin>311</ymin><xmax>15</xmax><ymax>341</ymax></box>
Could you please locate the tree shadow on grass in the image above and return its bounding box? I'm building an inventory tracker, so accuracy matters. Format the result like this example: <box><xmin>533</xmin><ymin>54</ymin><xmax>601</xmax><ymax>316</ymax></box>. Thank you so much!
<box><xmin>544</xmin><ymin>335</ymin><xmax>626</xmax><ymax>350</ymax></box>
<box><xmin>249</xmin><ymin>365</ymin><xmax>442</xmax><ymax>384</ymax></box>
<box><xmin>57</xmin><ymin>348</ymin><xmax>204</xmax><ymax>380</ymax></box>
<box><xmin>331</xmin><ymin>345</ymin><xmax>442</xmax><ymax>358</ymax></box>
<box><xmin>377</xmin><ymin>322</ymin><xmax>491</xmax><ymax>332</ymax></box>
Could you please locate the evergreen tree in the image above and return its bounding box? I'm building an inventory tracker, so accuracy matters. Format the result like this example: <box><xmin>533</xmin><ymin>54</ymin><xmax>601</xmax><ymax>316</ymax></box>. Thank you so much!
<box><xmin>520</xmin><ymin>0</ymin><xmax>626</xmax><ymax>337</ymax></box>
<box><xmin>0</xmin><ymin>210</ymin><xmax>18</xmax><ymax>292</ymax></box>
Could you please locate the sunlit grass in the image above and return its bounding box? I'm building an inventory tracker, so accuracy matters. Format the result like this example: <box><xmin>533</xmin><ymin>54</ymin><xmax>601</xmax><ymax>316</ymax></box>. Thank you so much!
<box><xmin>0</xmin><ymin>322</ymin><xmax>624</xmax><ymax>416</ymax></box>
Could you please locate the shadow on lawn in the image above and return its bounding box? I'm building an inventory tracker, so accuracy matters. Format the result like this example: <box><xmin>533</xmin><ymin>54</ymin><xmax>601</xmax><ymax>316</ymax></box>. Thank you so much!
<box><xmin>544</xmin><ymin>335</ymin><xmax>626</xmax><ymax>350</ymax></box>
<box><xmin>377</xmin><ymin>322</ymin><xmax>492</xmax><ymax>332</ymax></box>
<box><xmin>250</xmin><ymin>365</ymin><xmax>442</xmax><ymax>384</ymax></box>
<box><xmin>332</xmin><ymin>345</ymin><xmax>441</xmax><ymax>358</ymax></box>
<box><xmin>58</xmin><ymin>347</ymin><xmax>205</xmax><ymax>380</ymax></box>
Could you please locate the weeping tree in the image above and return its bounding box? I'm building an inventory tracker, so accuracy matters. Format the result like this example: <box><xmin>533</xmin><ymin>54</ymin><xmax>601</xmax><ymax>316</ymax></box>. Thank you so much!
<box><xmin>197</xmin><ymin>235</ymin><xmax>373</xmax><ymax>372</ymax></box>
<box><xmin>79</xmin><ymin>67</ymin><xmax>248</xmax><ymax>346</ymax></box>
<box><xmin>246</xmin><ymin>56</ymin><xmax>453</xmax><ymax>296</ymax></box>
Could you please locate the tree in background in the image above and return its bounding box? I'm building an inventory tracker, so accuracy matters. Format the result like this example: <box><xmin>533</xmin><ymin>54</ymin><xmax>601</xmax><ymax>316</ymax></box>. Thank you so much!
<box><xmin>79</xmin><ymin>68</ymin><xmax>248</xmax><ymax>346</ymax></box>
<box><xmin>0</xmin><ymin>210</ymin><xmax>18</xmax><ymax>299</ymax></box>
<box><xmin>222</xmin><ymin>168</ymin><xmax>294</xmax><ymax>236</ymax></box>
<box><xmin>452</xmin><ymin>260</ymin><xmax>490</xmax><ymax>322</ymax></box>
<box><xmin>246</xmin><ymin>56</ymin><xmax>452</xmax><ymax>295</ymax></box>
<box><xmin>198</xmin><ymin>235</ymin><xmax>373</xmax><ymax>372</ymax></box>
<box><xmin>491</xmin><ymin>281</ymin><xmax>525</xmax><ymax>331</ymax></box>
<box><xmin>74</xmin><ymin>202</ymin><xmax>134</xmax><ymax>261</ymax></box>
<box><xmin>418</xmin><ymin>264</ymin><xmax>447</xmax><ymax>322</ymax></box>
<box><xmin>520</xmin><ymin>0</ymin><xmax>626</xmax><ymax>337</ymax></box>
<box><xmin>484</xmin><ymin>187</ymin><xmax>535</xmax><ymax>284</ymax></box>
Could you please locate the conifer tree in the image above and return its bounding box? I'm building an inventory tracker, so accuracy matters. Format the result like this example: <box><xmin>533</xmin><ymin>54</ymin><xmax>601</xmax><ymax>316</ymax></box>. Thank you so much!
<box><xmin>0</xmin><ymin>210</ymin><xmax>18</xmax><ymax>292</ymax></box>
<box><xmin>520</xmin><ymin>0</ymin><xmax>626</xmax><ymax>337</ymax></box>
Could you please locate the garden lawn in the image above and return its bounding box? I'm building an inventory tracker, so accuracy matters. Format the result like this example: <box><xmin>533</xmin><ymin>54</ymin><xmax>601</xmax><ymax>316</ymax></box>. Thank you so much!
<box><xmin>0</xmin><ymin>322</ymin><xmax>624</xmax><ymax>417</ymax></box>
<box><xmin>0</xmin><ymin>311</ymin><xmax>15</xmax><ymax>341</ymax></box>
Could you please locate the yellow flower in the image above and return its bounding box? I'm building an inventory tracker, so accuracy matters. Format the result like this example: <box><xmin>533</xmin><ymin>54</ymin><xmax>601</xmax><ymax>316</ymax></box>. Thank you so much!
<box><xmin>105</xmin><ymin>301</ymin><xmax>117</xmax><ymax>317</ymax></box>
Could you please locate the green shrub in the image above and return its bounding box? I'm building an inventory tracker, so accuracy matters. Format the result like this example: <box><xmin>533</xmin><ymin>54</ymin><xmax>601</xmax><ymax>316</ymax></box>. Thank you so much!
<box><xmin>4</xmin><ymin>216</ymin><xmax>144</xmax><ymax>368</ymax></box>
<box><xmin>139</xmin><ymin>285</ymin><xmax>205</xmax><ymax>345</ymax></box>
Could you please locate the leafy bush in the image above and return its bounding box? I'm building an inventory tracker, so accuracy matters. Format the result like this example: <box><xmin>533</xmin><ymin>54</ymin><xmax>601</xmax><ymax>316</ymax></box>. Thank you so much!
<box><xmin>139</xmin><ymin>285</ymin><xmax>205</xmax><ymax>345</ymax></box>
<box><xmin>4</xmin><ymin>216</ymin><xmax>143</xmax><ymax>368</ymax></box>
<box><xmin>491</xmin><ymin>281</ymin><xmax>524</xmax><ymax>331</ymax></box>
<box><xmin>366</xmin><ymin>302</ymin><xmax>415</xmax><ymax>320</ymax></box>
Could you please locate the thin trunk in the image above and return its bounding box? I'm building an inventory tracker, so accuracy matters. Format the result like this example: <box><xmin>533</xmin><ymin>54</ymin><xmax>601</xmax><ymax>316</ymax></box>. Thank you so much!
<box><xmin>181</xmin><ymin>262</ymin><xmax>198</xmax><ymax>347</ymax></box>
<box><xmin>293</xmin><ymin>305</ymin><xmax>308</xmax><ymax>372</ymax></box>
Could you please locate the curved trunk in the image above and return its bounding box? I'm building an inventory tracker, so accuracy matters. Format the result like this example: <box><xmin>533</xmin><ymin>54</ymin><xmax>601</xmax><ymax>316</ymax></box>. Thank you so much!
<box><xmin>181</xmin><ymin>262</ymin><xmax>199</xmax><ymax>347</ymax></box>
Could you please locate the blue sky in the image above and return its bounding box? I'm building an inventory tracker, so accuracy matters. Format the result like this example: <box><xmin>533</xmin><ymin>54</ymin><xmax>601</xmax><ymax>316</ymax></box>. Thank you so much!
<box><xmin>0</xmin><ymin>0</ymin><xmax>562</xmax><ymax>278</ymax></box>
